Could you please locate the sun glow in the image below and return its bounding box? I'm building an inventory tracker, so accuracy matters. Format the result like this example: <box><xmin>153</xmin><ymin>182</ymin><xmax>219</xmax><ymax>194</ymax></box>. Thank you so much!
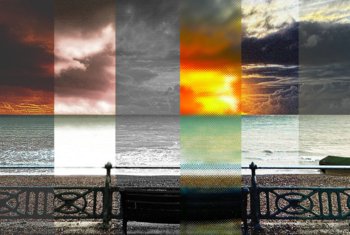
<box><xmin>180</xmin><ymin>69</ymin><xmax>240</xmax><ymax>115</ymax></box>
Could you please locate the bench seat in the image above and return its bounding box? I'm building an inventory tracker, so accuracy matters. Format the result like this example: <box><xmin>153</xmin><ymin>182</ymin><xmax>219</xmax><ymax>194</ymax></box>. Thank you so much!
<box><xmin>119</xmin><ymin>187</ymin><xmax>243</xmax><ymax>234</ymax></box>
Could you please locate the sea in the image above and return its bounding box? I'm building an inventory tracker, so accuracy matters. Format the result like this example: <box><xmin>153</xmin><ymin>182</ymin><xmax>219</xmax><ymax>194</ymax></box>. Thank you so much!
<box><xmin>0</xmin><ymin>115</ymin><xmax>350</xmax><ymax>175</ymax></box>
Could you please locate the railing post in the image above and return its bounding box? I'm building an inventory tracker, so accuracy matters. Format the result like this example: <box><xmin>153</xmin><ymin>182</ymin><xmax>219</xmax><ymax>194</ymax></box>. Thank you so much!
<box><xmin>249</xmin><ymin>162</ymin><xmax>262</xmax><ymax>232</ymax></box>
<box><xmin>103</xmin><ymin>162</ymin><xmax>112</xmax><ymax>228</ymax></box>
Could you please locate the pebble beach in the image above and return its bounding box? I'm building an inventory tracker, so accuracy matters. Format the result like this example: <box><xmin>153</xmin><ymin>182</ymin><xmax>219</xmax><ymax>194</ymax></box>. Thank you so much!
<box><xmin>1</xmin><ymin>174</ymin><xmax>350</xmax><ymax>234</ymax></box>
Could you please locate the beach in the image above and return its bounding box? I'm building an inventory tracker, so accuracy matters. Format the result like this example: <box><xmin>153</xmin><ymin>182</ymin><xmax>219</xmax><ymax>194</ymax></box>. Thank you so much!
<box><xmin>1</xmin><ymin>174</ymin><xmax>350</xmax><ymax>234</ymax></box>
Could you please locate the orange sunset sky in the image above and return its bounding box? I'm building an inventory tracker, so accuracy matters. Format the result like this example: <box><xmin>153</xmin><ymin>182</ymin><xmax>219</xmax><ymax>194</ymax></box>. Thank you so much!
<box><xmin>180</xmin><ymin>0</ymin><xmax>241</xmax><ymax>115</ymax></box>
<box><xmin>0</xmin><ymin>0</ymin><xmax>54</xmax><ymax>115</ymax></box>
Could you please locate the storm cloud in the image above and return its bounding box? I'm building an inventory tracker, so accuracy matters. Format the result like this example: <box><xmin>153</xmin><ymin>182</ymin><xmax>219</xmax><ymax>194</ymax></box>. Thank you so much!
<box><xmin>298</xmin><ymin>19</ymin><xmax>350</xmax><ymax>114</ymax></box>
<box><xmin>0</xmin><ymin>0</ymin><xmax>54</xmax><ymax>114</ymax></box>
<box><xmin>116</xmin><ymin>0</ymin><xmax>179</xmax><ymax>115</ymax></box>
<box><xmin>242</xmin><ymin>23</ymin><xmax>298</xmax><ymax>65</ymax></box>
<box><xmin>300</xmin><ymin>21</ymin><xmax>350</xmax><ymax>65</ymax></box>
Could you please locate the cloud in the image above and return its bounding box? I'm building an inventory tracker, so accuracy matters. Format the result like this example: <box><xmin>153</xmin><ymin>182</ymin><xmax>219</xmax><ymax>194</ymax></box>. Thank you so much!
<box><xmin>54</xmin><ymin>0</ymin><xmax>115</xmax><ymax>115</ymax></box>
<box><xmin>298</xmin><ymin>19</ymin><xmax>350</xmax><ymax>114</ymax></box>
<box><xmin>242</xmin><ymin>64</ymin><xmax>298</xmax><ymax>114</ymax></box>
<box><xmin>180</xmin><ymin>0</ymin><xmax>240</xmax><ymax>26</ymax></box>
<box><xmin>126</xmin><ymin>69</ymin><xmax>159</xmax><ymax>84</ymax></box>
<box><xmin>116</xmin><ymin>67</ymin><xmax>180</xmax><ymax>115</ymax></box>
<box><xmin>180</xmin><ymin>0</ymin><xmax>241</xmax><ymax>65</ymax></box>
<box><xmin>55</xmin><ymin>24</ymin><xmax>115</xmax><ymax>74</ymax></box>
<box><xmin>0</xmin><ymin>86</ymin><xmax>53</xmax><ymax>114</ymax></box>
<box><xmin>0</xmin><ymin>0</ymin><xmax>54</xmax><ymax>114</ymax></box>
<box><xmin>242</xmin><ymin>23</ymin><xmax>298</xmax><ymax>65</ymax></box>
<box><xmin>242</xmin><ymin>0</ymin><xmax>298</xmax><ymax>38</ymax></box>
<box><xmin>116</xmin><ymin>0</ymin><xmax>179</xmax><ymax>62</ymax></box>
<box><xmin>300</xmin><ymin>21</ymin><xmax>350</xmax><ymax>65</ymax></box>
<box><xmin>243</xmin><ymin>85</ymin><xmax>298</xmax><ymax>115</ymax></box>
<box><xmin>304</xmin><ymin>34</ymin><xmax>320</xmax><ymax>48</ymax></box>
<box><xmin>0</xmin><ymin>26</ymin><xmax>53</xmax><ymax>91</ymax></box>
<box><xmin>0</xmin><ymin>0</ymin><xmax>54</xmax><ymax>49</ymax></box>
<box><xmin>56</xmin><ymin>51</ymin><xmax>114</xmax><ymax>98</ymax></box>
<box><xmin>116</xmin><ymin>0</ymin><xmax>179</xmax><ymax>115</ymax></box>
<box><xmin>54</xmin><ymin>0</ymin><xmax>115</xmax><ymax>34</ymax></box>
<box><xmin>300</xmin><ymin>0</ymin><xmax>350</xmax><ymax>24</ymax></box>
<box><xmin>299</xmin><ymin>63</ymin><xmax>350</xmax><ymax>114</ymax></box>
<box><xmin>116</xmin><ymin>80</ymin><xmax>179</xmax><ymax>115</ymax></box>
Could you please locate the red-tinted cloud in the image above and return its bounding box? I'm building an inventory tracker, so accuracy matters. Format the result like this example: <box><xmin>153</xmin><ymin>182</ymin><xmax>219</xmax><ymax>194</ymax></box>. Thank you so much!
<box><xmin>0</xmin><ymin>0</ymin><xmax>54</xmax><ymax>115</ymax></box>
<box><xmin>54</xmin><ymin>0</ymin><xmax>115</xmax><ymax>115</ymax></box>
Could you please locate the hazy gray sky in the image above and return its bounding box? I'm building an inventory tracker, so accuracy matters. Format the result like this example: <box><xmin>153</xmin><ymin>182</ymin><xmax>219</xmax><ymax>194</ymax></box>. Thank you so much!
<box><xmin>116</xmin><ymin>0</ymin><xmax>179</xmax><ymax>115</ymax></box>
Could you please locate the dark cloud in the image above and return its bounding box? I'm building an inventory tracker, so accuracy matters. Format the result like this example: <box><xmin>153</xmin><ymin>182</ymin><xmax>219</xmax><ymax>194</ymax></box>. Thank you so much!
<box><xmin>55</xmin><ymin>50</ymin><xmax>114</xmax><ymax>99</ymax></box>
<box><xmin>298</xmin><ymin>21</ymin><xmax>350</xmax><ymax>114</ymax></box>
<box><xmin>127</xmin><ymin>69</ymin><xmax>158</xmax><ymax>84</ymax></box>
<box><xmin>0</xmin><ymin>0</ymin><xmax>53</xmax><ymax>35</ymax></box>
<box><xmin>0</xmin><ymin>0</ymin><xmax>54</xmax><ymax>92</ymax></box>
<box><xmin>242</xmin><ymin>23</ymin><xmax>298</xmax><ymax>65</ymax></box>
<box><xmin>300</xmin><ymin>21</ymin><xmax>350</xmax><ymax>65</ymax></box>
<box><xmin>55</xmin><ymin>0</ymin><xmax>115</xmax><ymax>34</ymax></box>
<box><xmin>116</xmin><ymin>0</ymin><xmax>179</xmax><ymax>115</ymax></box>
<box><xmin>180</xmin><ymin>0</ymin><xmax>241</xmax><ymax>65</ymax></box>
<box><xmin>299</xmin><ymin>63</ymin><xmax>350</xmax><ymax>114</ymax></box>
<box><xmin>180</xmin><ymin>0</ymin><xmax>240</xmax><ymax>27</ymax></box>
<box><xmin>116</xmin><ymin>74</ymin><xmax>179</xmax><ymax>115</ymax></box>
<box><xmin>116</xmin><ymin>0</ymin><xmax>179</xmax><ymax>61</ymax></box>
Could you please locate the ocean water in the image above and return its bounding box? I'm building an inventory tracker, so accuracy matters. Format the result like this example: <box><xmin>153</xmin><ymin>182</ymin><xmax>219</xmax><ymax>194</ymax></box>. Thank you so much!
<box><xmin>180</xmin><ymin>116</ymin><xmax>241</xmax><ymax>176</ymax></box>
<box><xmin>299</xmin><ymin>115</ymin><xmax>350</xmax><ymax>163</ymax></box>
<box><xmin>1</xmin><ymin>115</ymin><xmax>350</xmax><ymax>175</ymax></box>
<box><xmin>0</xmin><ymin>116</ymin><xmax>54</xmax><ymax>166</ymax></box>
<box><xmin>242</xmin><ymin>115</ymin><xmax>299</xmax><ymax>166</ymax></box>
<box><xmin>0</xmin><ymin>116</ymin><xmax>54</xmax><ymax>174</ymax></box>
<box><xmin>115</xmin><ymin>116</ymin><xmax>180</xmax><ymax>175</ymax></box>
<box><xmin>242</xmin><ymin>115</ymin><xmax>350</xmax><ymax>173</ymax></box>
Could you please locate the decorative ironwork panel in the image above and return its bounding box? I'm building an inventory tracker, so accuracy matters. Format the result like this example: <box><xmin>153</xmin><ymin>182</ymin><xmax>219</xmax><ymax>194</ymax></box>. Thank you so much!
<box><xmin>54</xmin><ymin>187</ymin><xmax>105</xmax><ymax>219</ymax></box>
<box><xmin>0</xmin><ymin>187</ymin><xmax>106</xmax><ymax>219</ymax></box>
<box><xmin>0</xmin><ymin>187</ymin><xmax>54</xmax><ymax>219</ymax></box>
<box><xmin>256</xmin><ymin>187</ymin><xmax>350</xmax><ymax>220</ymax></box>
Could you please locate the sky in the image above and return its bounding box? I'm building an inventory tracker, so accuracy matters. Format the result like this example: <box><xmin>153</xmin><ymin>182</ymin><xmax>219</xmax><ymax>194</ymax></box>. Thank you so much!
<box><xmin>0</xmin><ymin>0</ymin><xmax>54</xmax><ymax>115</ymax></box>
<box><xmin>241</xmin><ymin>0</ymin><xmax>299</xmax><ymax>114</ymax></box>
<box><xmin>1</xmin><ymin>0</ymin><xmax>348</xmax><ymax>115</ymax></box>
<box><xmin>180</xmin><ymin>0</ymin><xmax>241</xmax><ymax>115</ymax></box>
<box><xmin>241</xmin><ymin>0</ymin><xmax>350</xmax><ymax>115</ymax></box>
<box><xmin>299</xmin><ymin>0</ymin><xmax>350</xmax><ymax>114</ymax></box>
<box><xmin>55</xmin><ymin>0</ymin><xmax>115</xmax><ymax>115</ymax></box>
<box><xmin>116</xmin><ymin>0</ymin><xmax>179</xmax><ymax>115</ymax></box>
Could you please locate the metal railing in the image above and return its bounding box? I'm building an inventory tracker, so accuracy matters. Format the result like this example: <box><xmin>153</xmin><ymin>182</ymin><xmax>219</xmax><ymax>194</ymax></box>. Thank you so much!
<box><xmin>3</xmin><ymin>162</ymin><xmax>350</xmax><ymax>232</ymax></box>
<box><xmin>0</xmin><ymin>163</ymin><xmax>180</xmax><ymax>228</ymax></box>
<box><xmin>0</xmin><ymin>163</ymin><xmax>112</xmax><ymax>227</ymax></box>
<box><xmin>244</xmin><ymin>162</ymin><xmax>350</xmax><ymax>232</ymax></box>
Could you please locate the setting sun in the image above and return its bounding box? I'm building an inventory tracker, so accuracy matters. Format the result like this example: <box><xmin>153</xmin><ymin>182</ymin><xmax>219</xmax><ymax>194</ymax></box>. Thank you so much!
<box><xmin>180</xmin><ymin>69</ymin><xmax>240</xmax><ymax>115</ymax></box>
<box><xmin>179</xmin><ymin>0</ymin><xmax>241</xmax><ymax>115</ymax></box>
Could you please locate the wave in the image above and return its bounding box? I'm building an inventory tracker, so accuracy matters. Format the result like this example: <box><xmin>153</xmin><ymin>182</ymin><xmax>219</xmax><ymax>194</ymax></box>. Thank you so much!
<box><xmin>0</xmin><ymin>149</ymin><xmax>53</xmax><ymax>167</ymax></box>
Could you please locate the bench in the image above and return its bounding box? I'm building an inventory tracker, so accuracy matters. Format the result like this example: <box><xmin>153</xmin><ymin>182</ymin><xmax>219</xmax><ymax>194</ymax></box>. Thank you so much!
<box><xmin>118</xmin><ymin>187</ymin><xmax>245</xmax><ymax>234</ymax></box>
